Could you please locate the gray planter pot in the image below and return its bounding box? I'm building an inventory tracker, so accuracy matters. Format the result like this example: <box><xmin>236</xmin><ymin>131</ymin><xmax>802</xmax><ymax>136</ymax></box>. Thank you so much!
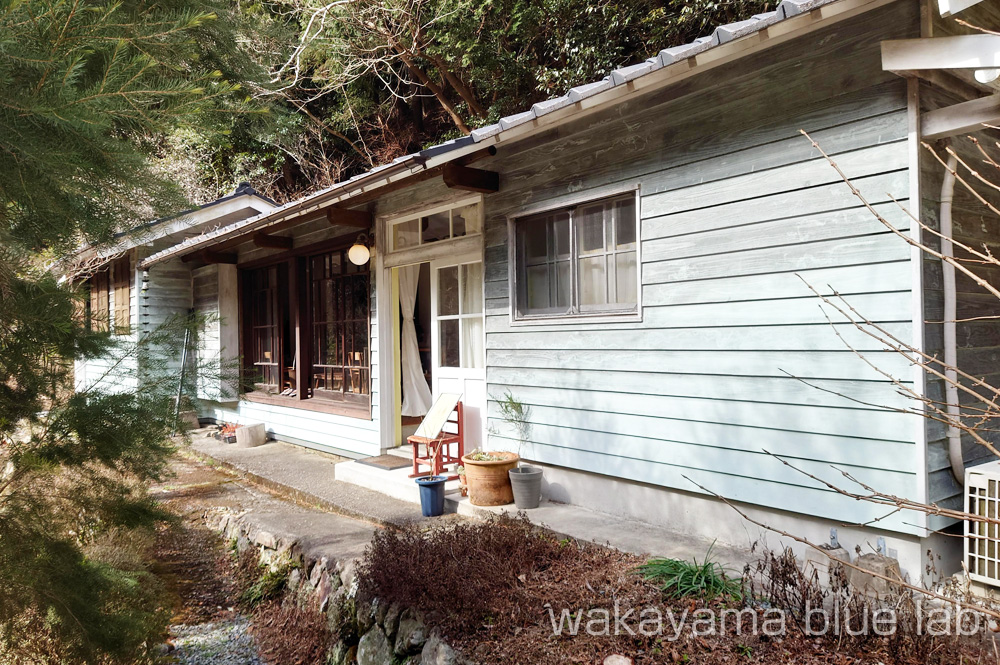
<box><xmin>508</xmin><ymin>465</ymin><xmax>543</xmax><ymax>509</ymax></box>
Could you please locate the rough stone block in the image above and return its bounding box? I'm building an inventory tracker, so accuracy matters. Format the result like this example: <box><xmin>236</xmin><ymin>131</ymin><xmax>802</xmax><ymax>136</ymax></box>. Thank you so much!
<box><xmin>803</xmin><ymin>545</ymin><xmax>851</xmax><ymax>588</ymax></box>
<box><xmin>394</xmin><ymin>609</ymin><xmax>427</xmax><ymax>655</ymax></box>
<box><xmin>421</xmin><ymin>631</ymin><xmax>457</xmax><ymax>665</ymax></box>
<box><xmin>383</xmin><ymin>602</ymin><xmax>403</xmax><ymax>641</ymax></box>
<box><xmin>234</xmin><ymin>422</ymin><xmax>267</xmax><ymax>448</ymax></box>
<box><xmin>357</xmin><ymin>626</ymin><xmax>392</xmax><ymax>665</ymax></box>
<box><xmin>849</xmin><ymin>552</ymin><xmax>903</xmax><ymax>596</ymax></box>
<box><xmin>339</xmin><ymin>558</ymin><xmax>358</xmax><ymax>591</ymax></box>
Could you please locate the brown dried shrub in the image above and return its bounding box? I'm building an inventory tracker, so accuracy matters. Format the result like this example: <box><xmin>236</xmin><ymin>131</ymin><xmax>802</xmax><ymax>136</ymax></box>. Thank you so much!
<box><xmin>356</xmin><ymin>514</ymin><xmax>656</xmax><ymax>641</ymax></box>
<box><xmin>250</xmin><ymin>598</ymin><xmax>332</xmax><ymax>665</ymax></box>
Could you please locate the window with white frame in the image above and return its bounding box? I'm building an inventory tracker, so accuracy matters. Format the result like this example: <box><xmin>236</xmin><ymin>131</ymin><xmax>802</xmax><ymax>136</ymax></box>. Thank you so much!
<box><xmin>389</xmin><ymin>202</ymin><xmax>481</xmax><ymax>251</ymax></box>
<box><xmin>512</xmin><ymin>194</ymin><xmax>638</xmax><ymax>320</ymax></box>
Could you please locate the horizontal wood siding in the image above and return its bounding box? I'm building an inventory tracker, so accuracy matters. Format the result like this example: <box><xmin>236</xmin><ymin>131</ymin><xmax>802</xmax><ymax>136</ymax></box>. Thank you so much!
<box><xmin>920</xmin><ymin>81</ymin><xmax>1000</xmax><ymax>514</ymax></box>
<box><xmin>480</xmin><ymin>2</ymin><xmax>923</xmax><ymax>534</ymax></box>
<box><xmin>192</xmin><ymin>265</ymin><xmax>222</xmax><ymax>401</ymax></box>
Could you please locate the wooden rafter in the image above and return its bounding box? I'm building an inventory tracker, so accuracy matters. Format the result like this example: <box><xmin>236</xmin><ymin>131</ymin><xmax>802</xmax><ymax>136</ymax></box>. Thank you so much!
<box><xmin>326</xmin><ymin>206</ymin><xmax>372</xmax><ymax>228</ymax></box>
<box><xmin>442</xmin><ymin>162</ymin><xmax>499</xmax><ymax>193</ymax></box>
<box><xmin>253</xmin><ymin>233</ymin><xmax>293</xmax><ymax>249</ymax></box>
<box><xmin>922</xmin><ymin>94</ymin><xmax>1000</xmax><ymax>141</ymax></box>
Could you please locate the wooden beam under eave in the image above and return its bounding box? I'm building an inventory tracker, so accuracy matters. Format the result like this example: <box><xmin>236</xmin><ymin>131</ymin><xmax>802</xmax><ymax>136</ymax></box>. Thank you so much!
<box><xmin>253</xmin><ymin>232</ymin><xmax>293</xmax><ymax>249</ymax></box>
<box><xmin>327</xmin><ymin>206</ymin><xmax>372</xmax><ymax>228</ymax></box>
<box><xmin>442</xmin><ymin>162</ymin><xmax>499</xmax><ymax>193</ymax></box>
<box><xmin>922</xmin><ymin>94</ymin><xmax>1000</xmax><ymax>141</ymax></box>
<box><xmin>881</xmin><ymin>35</ymin><xmax>1000</xmax><ymax>73</ymax></box>
<box><xmin>939</xmin><ymin>0</ymin><xmax>985</xmax><ymax>18</ymax></box>
<box><xmin>441</xmin><ymin>162</ymin><xmax>500</xmax><ymax>194</ymax></box>
<box><xmin>181</xmin><ymin>249</ymin><xmax>238</xmax><ymax>265</ymax></box>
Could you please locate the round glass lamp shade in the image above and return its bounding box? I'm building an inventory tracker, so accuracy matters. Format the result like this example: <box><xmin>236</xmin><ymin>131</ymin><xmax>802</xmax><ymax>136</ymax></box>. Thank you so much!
<box><xmin>348</xmin><ymin>241</ymin><xmax>371</xmax><ymax>266</ymax></box>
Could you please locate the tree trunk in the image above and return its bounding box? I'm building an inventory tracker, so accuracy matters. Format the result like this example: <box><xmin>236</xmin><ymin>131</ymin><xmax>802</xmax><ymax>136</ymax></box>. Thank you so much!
<box><xmin>426</xmin><ymin>53</ymin><xmax>487</xmax><ymax>118</ymax></box>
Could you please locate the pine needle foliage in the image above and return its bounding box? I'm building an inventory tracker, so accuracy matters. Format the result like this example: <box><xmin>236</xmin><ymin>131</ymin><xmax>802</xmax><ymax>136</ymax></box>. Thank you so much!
<box><xmin>0</xmin><ymin>1</ymin><xmax>269</xmax><ymax>662</ymax></box>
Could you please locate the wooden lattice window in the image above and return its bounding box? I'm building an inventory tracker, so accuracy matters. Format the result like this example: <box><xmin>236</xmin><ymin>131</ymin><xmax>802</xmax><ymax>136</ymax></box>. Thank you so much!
<box><xmin>309</xmin><ymin>249</ymin><xmax>370</xmax><ymax>403</ymax></box>
<box><xmin>111</xmin><ymin>256</ymin><xmax>131</xmax><ymax>334</ymax></box>
<box><xmin>244</xmin><ymin>264</ymin><xmax>286</xmax><ymax>392</ymax></box>
<box><xmin>88</xmin><ymin>269</ymin><xmax>110</xmax><ymax>332</ymax></box>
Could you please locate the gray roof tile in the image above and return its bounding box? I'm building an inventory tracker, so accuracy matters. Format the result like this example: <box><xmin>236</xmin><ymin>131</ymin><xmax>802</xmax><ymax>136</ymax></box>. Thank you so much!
<box><xmin>470</xmin><ymin>123</ymin><xmax>502</xmax><ymax>142</ymax></box>
<box><xmin>567</xmin><ymin>77</ymin><xmax>613</xmax><ymax>102</ymax></box>
<box><xmin>712</xmin><ymin>18</ymin><xmax>763</xmax><ymax>44</ymax></box>
<box><xmin>610</xmin><ymin>60</ymin><xmax>656</xmax><ymax>85</ymax></box>
<box><xmin>498</xmin><ymin>109</ymin><xmax>537</xmax><ymax>131</ymax></box>
<box><xmin>531</xmin><ymin>95</ymin><xmax>573</xmax><ymax>117</ymax></box>
<box><xmin>657</xmin><ymin>36</ymin><xmax>715</xmax><ymax>66</ymax></box>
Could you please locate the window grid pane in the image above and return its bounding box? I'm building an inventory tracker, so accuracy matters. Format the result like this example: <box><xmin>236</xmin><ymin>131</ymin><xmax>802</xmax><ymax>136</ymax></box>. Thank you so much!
<box><xmin>515</xmin><ymin>194</ymin><xmax>637</xmax><ymax>319</ymax></box>
<box><xmin>311</xmin><ymin>249</ymin><xmax>370</xmax><ymax>400</ymax></box>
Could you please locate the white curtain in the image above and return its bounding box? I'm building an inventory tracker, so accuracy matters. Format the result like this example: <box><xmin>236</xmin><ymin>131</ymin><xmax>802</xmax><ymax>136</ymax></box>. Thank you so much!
<box><xmin>399</xmin><ymin>265</ymin><xmax>433</xmax><ymax>416</ymax></box>
<box><xmin>460</xmin><ymin>263</ymin><xmax>484</xmax><ymax>369</ymax></box>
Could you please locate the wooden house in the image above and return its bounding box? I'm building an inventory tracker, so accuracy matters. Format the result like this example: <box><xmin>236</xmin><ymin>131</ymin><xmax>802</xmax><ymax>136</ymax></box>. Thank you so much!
<box><xmin>130</xmin><ymin>0</ymin><xmax>1000</xmax><ymax>581</ymax></box>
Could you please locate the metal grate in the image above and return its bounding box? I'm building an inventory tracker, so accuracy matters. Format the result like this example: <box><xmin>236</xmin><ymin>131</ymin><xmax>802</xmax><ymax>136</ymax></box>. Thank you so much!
<box><xmin>965</xmin><ymin>462</ymin><xmax>1000</xmax><ymax>585</ymax></box>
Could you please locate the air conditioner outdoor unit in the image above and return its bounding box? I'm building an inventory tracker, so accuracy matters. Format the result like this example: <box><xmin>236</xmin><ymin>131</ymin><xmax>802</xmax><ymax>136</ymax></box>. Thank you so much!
<box><xmin>965</xmin><ymin>461</ymin><xmax>1000</xmax><ymax>586</ymax></box>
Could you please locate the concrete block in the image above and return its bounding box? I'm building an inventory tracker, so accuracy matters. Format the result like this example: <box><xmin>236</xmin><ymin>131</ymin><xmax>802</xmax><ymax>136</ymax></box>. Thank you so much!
<box><xmin>178</xmin><ymin>410</ymin><xmax>200</xmax><ymax>430</ymax></box>
<box><xmin>849</xmin><ymin>552</ymin><xmax>903</xmax><ymax>596</ymax></box>
<box><xmin>803</xmin><ymin>545</ymin><xmax>851</xmax><ymax>588</ymax></box>
<box><xmin>235</xmin><ymin>423</ymin><xmax>267</xmax><ymax>448</ymax></box>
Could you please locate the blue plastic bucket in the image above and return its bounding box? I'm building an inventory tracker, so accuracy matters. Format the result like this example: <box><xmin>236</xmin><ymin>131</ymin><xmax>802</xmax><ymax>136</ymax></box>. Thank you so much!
<box><xmin>415</xmin><ymin>475</ymin><xmax>447</xmax><ymax>517</ymax></box>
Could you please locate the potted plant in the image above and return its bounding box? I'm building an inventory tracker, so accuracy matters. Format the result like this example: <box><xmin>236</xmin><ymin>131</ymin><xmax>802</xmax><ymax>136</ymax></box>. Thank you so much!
<box><xmin>493</xmin><ymin>390</ymin><xmax>542</xmax><ymax>509</ymax></box>
<box><xmin>460</xmin><ymin>449</ymin><xmax>519</xmax><ymax>506</ymax></box>
<box><xmin>456</xmin><ymin>465</ymin><xmax>468</xmax><ymax>497</ymax></box>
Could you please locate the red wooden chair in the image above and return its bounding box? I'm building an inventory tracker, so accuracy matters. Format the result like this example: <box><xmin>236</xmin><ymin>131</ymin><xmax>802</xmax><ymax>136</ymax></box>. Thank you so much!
<box><xmin>409</xmin><ymin>394</ymin><xmax>464</xmax><ymax>480</ymax></box>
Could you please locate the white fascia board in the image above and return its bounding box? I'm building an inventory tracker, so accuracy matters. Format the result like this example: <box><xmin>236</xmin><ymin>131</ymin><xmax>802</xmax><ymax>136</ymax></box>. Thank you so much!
<box><xmin>882</xmin><ymin>35</ymin><xmax>1000</xmax><ymax>72</ymax></box>
<box><xmin>939</xmin><ymin>0</ymin><xmax>985</xmax><ymax>18</ymax></box>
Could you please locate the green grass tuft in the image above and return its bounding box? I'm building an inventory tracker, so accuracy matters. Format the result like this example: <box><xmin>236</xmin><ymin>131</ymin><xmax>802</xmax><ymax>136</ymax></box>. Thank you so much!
<box><xmin>636</xmin><ymin>543</ymin><xmax>743</xmax><ymax>602</ymax></box>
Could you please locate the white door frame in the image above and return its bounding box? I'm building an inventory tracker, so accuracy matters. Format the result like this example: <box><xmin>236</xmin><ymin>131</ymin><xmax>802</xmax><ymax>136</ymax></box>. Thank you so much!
<box><xmin>429</xmin><ymin>252</ymin><xmax>487</xmax><ymax>448</ymax></box>
<box><xmin>375</xmin><ymin>198</ymin><xmax>484</xmax><ymax>451</ymax></box>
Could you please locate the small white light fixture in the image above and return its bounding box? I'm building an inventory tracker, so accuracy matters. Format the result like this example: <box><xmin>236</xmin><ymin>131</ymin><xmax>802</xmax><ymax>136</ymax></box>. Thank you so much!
<box><xmin>348</xmin><ymin>233</ymin><xmax>372</xmax><ymax>266</ymax></box>
<box><xmin>975</xmin><ymin>68</ymin><xmax>1000</xmax><ymax>84</ymax></box>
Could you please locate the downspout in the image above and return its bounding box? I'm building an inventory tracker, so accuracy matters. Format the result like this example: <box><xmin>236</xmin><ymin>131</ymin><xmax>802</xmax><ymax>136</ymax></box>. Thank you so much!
<box><xmin>941</xmin><ymin>150</ymin><xmax>963</xmax><ymax>482</ymax></box>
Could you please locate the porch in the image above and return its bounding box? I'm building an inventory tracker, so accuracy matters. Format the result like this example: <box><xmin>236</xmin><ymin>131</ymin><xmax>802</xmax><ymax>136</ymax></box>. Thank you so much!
<box><xmin>184</xmin><ymin>432</ymin><xmax>751</xmax><ymax>570</ymax></box>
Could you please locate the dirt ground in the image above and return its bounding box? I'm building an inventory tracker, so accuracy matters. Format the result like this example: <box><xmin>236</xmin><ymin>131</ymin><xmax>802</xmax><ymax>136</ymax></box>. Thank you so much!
<box><xmin>149</xmin><ymin>457</ymin><xmax>264</xmax><ymax>664</ymax></box>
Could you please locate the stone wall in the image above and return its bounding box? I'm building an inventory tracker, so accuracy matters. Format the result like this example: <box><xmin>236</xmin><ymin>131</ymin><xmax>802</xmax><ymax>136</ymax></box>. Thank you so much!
<box><xmin>206</xmin><ymin>508</ymin><xmax>465</xmax><ymax>665</ymax></box>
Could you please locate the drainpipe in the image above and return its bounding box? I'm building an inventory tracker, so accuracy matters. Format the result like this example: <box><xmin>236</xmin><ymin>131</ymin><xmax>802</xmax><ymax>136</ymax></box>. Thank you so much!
<box><xmin>940</xmin><ymin>150</ymin><xmax>963</xmax><ymax>482</ymax></box>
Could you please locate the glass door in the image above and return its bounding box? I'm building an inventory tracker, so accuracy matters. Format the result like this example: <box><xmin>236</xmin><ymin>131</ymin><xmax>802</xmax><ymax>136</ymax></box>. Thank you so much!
<box><xmin>430</xmin><ymin>256</ymin><xmax>485</xmax><ymax>449</ymax></box>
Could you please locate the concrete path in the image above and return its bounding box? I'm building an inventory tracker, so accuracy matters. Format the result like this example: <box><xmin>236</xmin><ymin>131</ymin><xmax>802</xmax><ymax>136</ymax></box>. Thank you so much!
<box><xmin>186</xmin><ymin>432</ymin><xmax>751</xmax><ymax>571</ymax></box>
<box><xmin>185</xmin><ymin>433</ymin><xmax>460</xmax><ymax>528</ymax></box>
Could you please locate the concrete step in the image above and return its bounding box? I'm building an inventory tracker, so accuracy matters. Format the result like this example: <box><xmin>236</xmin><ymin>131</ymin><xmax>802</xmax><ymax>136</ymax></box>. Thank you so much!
<box><xmin>336</xmin><ymin>460</ymin><xmax>462</xmax><ymax>505</ymax></box>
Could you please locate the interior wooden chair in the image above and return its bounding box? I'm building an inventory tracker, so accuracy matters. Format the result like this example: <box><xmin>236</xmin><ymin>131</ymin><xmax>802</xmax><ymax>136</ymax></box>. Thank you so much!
<box><xmin>408</xmin><ymin>392</ymin><xmax>464</xmax><ymax>480</ymax></box>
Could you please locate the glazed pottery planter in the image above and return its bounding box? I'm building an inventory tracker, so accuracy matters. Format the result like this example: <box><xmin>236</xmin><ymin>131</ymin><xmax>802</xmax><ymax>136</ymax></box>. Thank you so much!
<box><xmin>461</xmin><ymin>452</ymin><xmax>518</xmax><ymax>506</ymax></box>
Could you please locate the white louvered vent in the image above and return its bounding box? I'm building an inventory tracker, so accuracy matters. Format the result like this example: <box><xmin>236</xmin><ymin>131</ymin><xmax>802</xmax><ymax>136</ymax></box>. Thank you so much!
<box><xmin>965</xmin><ymin>461</ymin><xmax>1000</xmax><ymax>586</ymax></box>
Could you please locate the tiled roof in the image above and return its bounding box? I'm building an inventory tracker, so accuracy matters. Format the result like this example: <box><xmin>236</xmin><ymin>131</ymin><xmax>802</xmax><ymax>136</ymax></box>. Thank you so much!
<box><xmin>140</xmin><ymin>0</ymin><xmax>840</xmax><ymax>268</ymax></box>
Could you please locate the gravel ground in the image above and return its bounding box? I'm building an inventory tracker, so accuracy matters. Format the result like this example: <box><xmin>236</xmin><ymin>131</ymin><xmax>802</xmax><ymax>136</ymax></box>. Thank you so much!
<box><xmin>151</xmin><ymin>458</ymin><xmax>270</xmax><ymax>665</ymax></box>
<box><xmin>168</xmin><ymin>617</ymin><xmax>262</xmax><ymax>665</ymax></box>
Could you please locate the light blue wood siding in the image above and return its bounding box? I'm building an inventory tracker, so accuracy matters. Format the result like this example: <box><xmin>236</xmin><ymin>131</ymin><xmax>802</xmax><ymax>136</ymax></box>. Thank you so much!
<box><xmin>480</xmin><ymin>2</ymin><xmax>924</xmax><ymax>534</ymax></box>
